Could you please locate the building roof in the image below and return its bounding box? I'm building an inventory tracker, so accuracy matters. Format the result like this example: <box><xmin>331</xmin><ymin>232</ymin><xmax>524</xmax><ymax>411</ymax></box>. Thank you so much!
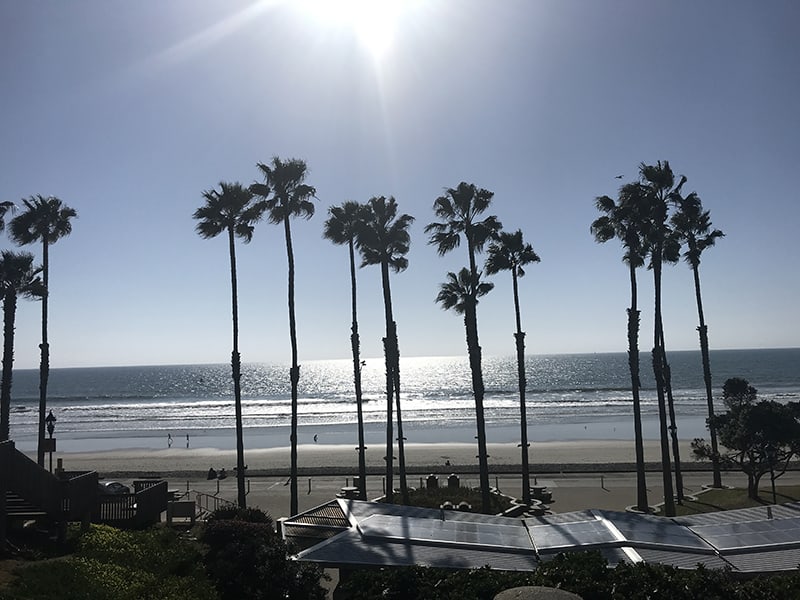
<box><xmin>284</xmin><ymin>499</ymin><xmax>800</xmax><ymax>574</ymax></box>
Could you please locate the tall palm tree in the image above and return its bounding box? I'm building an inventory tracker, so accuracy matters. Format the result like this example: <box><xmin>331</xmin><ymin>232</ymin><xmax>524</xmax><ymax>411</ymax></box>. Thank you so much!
<box><xmin>193</xmin><ymin>182</ymin><xmax>262</xmax><ymax>508</ymax></box>
<box><xmin>485</xmin><ymin>230</ymin><xmax>540</xmax><ymax>505</ymax></box>
<box><xmin>9</xmin><ymin>195</ymin><xmax>77</xmax><ymax>467</ymax></box>
<box><xmin>356</xmin><ymin>196</ymin><xmax>414</xmax><ymax>504</ymax></box>
<box><xmin>251</xmin><ymin>157</ymin><xmax>316</xmax><ymax>517</ymax></box>
<box><xmin>0</xmin><ymin>251</ymin><xmax>45</xmax><ymax>441</ymax></box>
<box><xmin>591</xmin><ymin>183</ymin><xmax>650</xmax><ymax>512</ymax></box>
<box><xmin>324</xmin><ymin>201</ymin><xmax>370</xmax><ymax>500</ymax></box>
<box><xmin>425</xmin><ymin>181</ymin><xmax>501</xmax><ymax>513</ymax></box>
<box><xmin>671</xmin><ymin>189</ymin><xmax>724</xmax><ymax>488</ymax></box>
<box><xmin>638</xmin><ymin>161</ymin><xmax>683</xmax><ymax>516</ymax></box>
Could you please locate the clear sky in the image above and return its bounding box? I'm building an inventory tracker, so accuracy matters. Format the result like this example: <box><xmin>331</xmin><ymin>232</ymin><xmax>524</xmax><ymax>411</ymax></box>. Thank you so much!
<box><xmin>1</xmin><ymin>0</ymin><xmax>798</xmax><ymax>369</ymax></box>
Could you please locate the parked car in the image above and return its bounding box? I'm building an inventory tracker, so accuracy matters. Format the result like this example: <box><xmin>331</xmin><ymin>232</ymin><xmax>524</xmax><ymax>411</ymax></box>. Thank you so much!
<box><xmin>99</xmin><ymin>481</ymin><xmax>131</xmax><ymax>495</ymax></box>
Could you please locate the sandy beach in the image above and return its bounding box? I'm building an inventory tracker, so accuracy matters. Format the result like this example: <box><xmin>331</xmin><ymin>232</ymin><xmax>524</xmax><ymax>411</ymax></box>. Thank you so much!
<box><xmin>48</xmin><ymin>439</ymin><xmax>700</xmax><ymax>478</ymax></box>
<box><xmin>36</xmin><ymin>439</ymin><xmax>738</xmax><ymax>520</ymax></box>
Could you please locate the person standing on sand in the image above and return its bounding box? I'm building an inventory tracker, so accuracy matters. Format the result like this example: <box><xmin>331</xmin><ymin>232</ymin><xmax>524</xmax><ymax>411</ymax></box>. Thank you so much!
<box><xmin>168</xmin><ymin>433</ymin><xmax>172</xmax><ymax>448</ymax></box>
<box><xmin>186</xmin><ymin>434</ymin><xmax>189</xmax><ymax>448</ymax></box>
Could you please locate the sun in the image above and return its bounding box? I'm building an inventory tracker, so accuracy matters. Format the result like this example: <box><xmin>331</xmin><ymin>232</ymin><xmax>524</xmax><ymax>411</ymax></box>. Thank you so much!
<box><xmin>298</xmin><ymin>0</ymin><xmax>403</xmax><ymax>58</ymax></box>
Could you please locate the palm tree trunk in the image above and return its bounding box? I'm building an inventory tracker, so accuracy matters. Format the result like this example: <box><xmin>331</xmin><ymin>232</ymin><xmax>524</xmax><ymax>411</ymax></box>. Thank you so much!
<box><xmin>36</xmin><ymin>241</ymin><xmax>49</xmax><ymax>467</ymax></box>
<box><xmin>660</xmin><ymin>335</ymin><xmax>684</xmax><ymax>503</ymax></box>
<box><xmin>652</xmin><ymin>256</ymin><xmax>676</xmax><ymax>516</ymax></box>
<box><xmin>0</xmin><ymin>292</ymin><xmax>16</xmax><ymax>441</ymax></box>
<box><xmin>228</xmin><ymin>228</ymin><xmax>247</xmax><ymax>508</ymax></box>
<box><xmin>512</xmin><ymin>271</ymin><xmax>531</xmax><ymax>505</ymax></box>
<box><xmin>380</xmin><ymin>262</ymin><xmax>394</xmax><ymax>503</ymax></box>
<box><xmin>627</xmin><ymin>263</ymin><xmax>648</xmax><ymax>512</ymax></box>
<box><xmin>693</xmin><ymin>264</ymin><xmax>722</xmax><ymax>488</ymax></box>
<box><xmin>284</xmin><ymin>217</ymin><xmax>300</xmax><ymax>517</ymax></box>
<box><xmin>466</xmin><ymin>242</ymin><xmax>491</xmax><ymax>510</ymax></box>
<box><xmin>465</xmin><ymin>303</ymin><xmax>491</xmax><ymax>513</ymax></box>
<box><xmin>390</xmin><ymin>322</ymin><xmax>409</xmax><ymax>504</ymax></box>
<box><xmin>348</xmin><ymin>241</ymin><xmax>367</xmax><ymax>500</ymax></box>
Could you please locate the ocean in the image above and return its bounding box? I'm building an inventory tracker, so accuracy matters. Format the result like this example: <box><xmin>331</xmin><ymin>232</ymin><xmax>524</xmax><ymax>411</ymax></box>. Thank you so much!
<box><xmin>7</xmin><ymin>348</ymin><xmax>799</xmax><ymax>453</ymax></box>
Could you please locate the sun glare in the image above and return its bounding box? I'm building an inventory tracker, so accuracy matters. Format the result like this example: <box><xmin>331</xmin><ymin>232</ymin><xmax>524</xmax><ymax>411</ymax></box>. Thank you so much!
<box><xmin>299</xmin><ymin>0</ymin><xmax>404</xmax><ymax>58</ymax></box>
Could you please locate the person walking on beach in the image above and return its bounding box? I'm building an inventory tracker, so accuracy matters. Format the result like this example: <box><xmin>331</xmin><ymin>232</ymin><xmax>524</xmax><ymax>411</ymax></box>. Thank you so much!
<box><xmin>186</xmin><ymin>433</ymin><xmax>189</xmax><ymax>448</ymax></box>
<box><xmin>167</xmin><ymin>433</ymin><xmax>172</xmax><ymax>448</ymax></box>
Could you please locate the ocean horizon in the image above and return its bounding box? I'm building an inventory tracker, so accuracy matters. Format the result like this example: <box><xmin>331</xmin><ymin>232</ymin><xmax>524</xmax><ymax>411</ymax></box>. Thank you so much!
<box><xmin>8</xmin><ymin>348</ymin><xmax>799</xmax><ymax>454</ymax></box>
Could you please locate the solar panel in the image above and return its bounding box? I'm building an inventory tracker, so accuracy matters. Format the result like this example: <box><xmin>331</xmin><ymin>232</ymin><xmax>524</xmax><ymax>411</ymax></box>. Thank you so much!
<box><xmin>529</xmin><ymin>519</ymin><xmax>618</xmax><ymax>550</ymax></box>
<box><xmin>358</xmin><ymin>514</ymin><xmax>534</xmax><ymax>552</ymax></box>
<box><xmin>692</xmin><ymin>516</ymin><xmax>800</xmax><ymax>551</ymax></box>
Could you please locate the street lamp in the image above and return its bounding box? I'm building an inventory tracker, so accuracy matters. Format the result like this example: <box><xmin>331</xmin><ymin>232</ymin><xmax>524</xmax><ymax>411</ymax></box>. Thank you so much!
<box><xmin>44</xmin><ymin>410</ymin><xmax>57</xmax><ymax>473</ymax></box>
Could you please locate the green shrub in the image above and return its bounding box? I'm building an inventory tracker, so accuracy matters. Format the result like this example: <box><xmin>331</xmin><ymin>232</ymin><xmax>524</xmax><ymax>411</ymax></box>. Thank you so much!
<box><xmin>1</xmin><ymin>525</ymin><xmax>217</xmax><ymax>600</ymax></box>
<box><xmin>200</xmin><ymin>512</ymin><xmax>326</xmax><ymax>600</ymax></box>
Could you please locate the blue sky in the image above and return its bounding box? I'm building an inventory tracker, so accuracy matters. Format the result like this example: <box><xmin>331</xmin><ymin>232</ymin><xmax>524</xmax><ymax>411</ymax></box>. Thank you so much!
<box><xmin>1</xmin><ymin>0</ymin><xmax>798</xmax><ymax>369</ymax></box>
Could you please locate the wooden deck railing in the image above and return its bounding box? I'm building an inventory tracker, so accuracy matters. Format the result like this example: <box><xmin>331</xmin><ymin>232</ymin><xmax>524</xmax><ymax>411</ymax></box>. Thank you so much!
<box><xmin>3</xmin><ymin>440</ymin><xmax>62</xmax><ymax>516</ymax></box>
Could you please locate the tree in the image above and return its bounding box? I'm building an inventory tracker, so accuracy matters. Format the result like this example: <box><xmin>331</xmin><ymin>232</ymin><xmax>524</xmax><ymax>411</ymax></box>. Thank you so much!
<box><xmin>636</xmin><ymin>162</ymin><xmax>684</xmax><ymax>515</ymax></box>
<box><xmin>193</xmin><ymin>182</ymin><xmax>262</xmax><ymax>507</ymax></box>
<box><xmin>485</xmin><ymin>229</ymin><xmax>540</xmax><ymax>505</ymax></box>
<box><xmin>0</xmin><ymin>251</ymin><xmax>45</xmax><ymax>441</ymax></box>
<box><xmin>671</xmin><ymin>189</ymin><xmax>725</xmax><ymax>488</ymax></box>
<box><xmin>425</xmin><ymin>181</ymin><xmax>501</xmax><ymax>513</ymax></box>
<box><xmin>356</xmin><ymin>196</ymin><xmax>414</xmax><ymax>504</ymax></box>
<box><xmin>590</xmin><ymin>183</ymin><xmax>651</xmax><ymax>513</ymax></box>
<box><xmin>9</xmin><ymin>194</ymin><xmax>77</xmax><ymax>467</ymax></box>
<box><xmin>692</xmin><ymin>378</ymin><xmax>800</xmax><ymax>500</ymax></box>
<box><xmin>251</xmin><ymin>157</ymin><xmax>317</xmax><ymax>516</ymax></box>
<box><xmin>324</xmin><ymin>201</ymin><xmax>370</xmax><ymax>500</ymax></box>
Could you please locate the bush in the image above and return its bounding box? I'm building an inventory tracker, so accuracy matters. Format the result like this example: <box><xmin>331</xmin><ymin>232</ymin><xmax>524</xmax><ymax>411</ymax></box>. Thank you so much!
<box><xmin>335</xmin><ymin>552</ymin><xmax>800</xmax><ymax>600</ymax></box>
<box><xmin>200</xmin><ymin>507</ymin><xmax>326</xmax><ymax>600</ymax></box>
<box><xmin>1</xmin><ymin>525</ymin><xmax>217</xmax><ymax>600</ymax></box>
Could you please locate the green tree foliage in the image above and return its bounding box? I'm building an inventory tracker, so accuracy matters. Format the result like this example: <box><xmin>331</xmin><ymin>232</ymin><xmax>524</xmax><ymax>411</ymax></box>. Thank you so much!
<box><xmin>200</xmin><ymin>506</ymin><xmax>326</xmax><ymax>600</ymax></box>
<box><xmin>693</xmin><ymin>378</ymin><xmax>800</xmax><ymax>499</ymax></box>
<box><xmin>2</xmin><ymin>525</ymin><xmax>216</xmax><ymax>600</ymax></box>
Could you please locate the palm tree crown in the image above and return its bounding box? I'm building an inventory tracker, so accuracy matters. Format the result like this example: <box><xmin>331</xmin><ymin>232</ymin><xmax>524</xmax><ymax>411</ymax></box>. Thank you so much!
<box><xmin>251</xmin><ymin>157</ymin><xmax>316</xmax><ymax>223</ymax></box>
<box><xmin>670</xmin><ymin>191</ymin><xmax>724</xmax><ymax>268</ymax></box>
<box><xmin>425</xmin><ymin>182</ymin><xmax>501</xmax><ymax>266</ymax></box>
<box><xmin>436</xmin><ymin>268</ymin><xmax>493</xmax><ymax>313</ymax></box>
<box><xmin>194</xmin><ymin>182</ymin><xmax>262</xmax><ymax>242</ymax></box>
<box><xmin>323</xmin><ymin>201</ymin><xmax>368</xmax><ymax>246</ymax></box>
<box><xmin>9</xmin><ymin>195</ymin><xmax>76</xmax><ymax>247</ymax></box>
<box><xmin>357</xmin><ymin>196</ymin><xmax>414</xmax><ymax>272</ymax></box>
<box><xmin>485</xmin><ymin>230</ymin><xmax>541</xmax><ymax>279</ymax></box>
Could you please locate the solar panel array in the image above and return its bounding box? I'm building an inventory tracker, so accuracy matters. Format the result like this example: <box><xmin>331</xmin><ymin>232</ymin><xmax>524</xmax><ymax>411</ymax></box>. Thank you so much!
<box><xmin>287</xmin><ymin>499</ymin><xmax>800</xmax><ymax>574</ymax></box>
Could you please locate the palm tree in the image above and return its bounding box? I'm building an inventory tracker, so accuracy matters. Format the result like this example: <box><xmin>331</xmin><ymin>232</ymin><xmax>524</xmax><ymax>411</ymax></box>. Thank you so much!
<box><xmin>0</xmin><ymin>251</ymin><xmax>45</xmax><ymax>441</ymax></box>
<box><xmin>356</xmin><ymin>196</ymin><xmax>414</xmax><ymax>504</ymax></box>
<box><xmin>671</xmin><ymin>189</ymin><xmax>725</xmax><ymax>488</ymax></box>
<box><xmin>324</xmin><ymin>201</ymin><xmax>370</xmax><ymax>500</ymax></box>
<box><xmin>485</xmin><ymin>230</ymin><xmax>540</xmax><ymax>505</ymax></box>
<box><xmin>9</xmin><ymin>195</ymin><xmax>77</xmax><ymax>467</ymax></box>
<box><xmin>425</xmin><ymin>181</ymin><xmax>501</xmax><ymax>513</ymax></box>
<box><xmin>591</xmin><ymin>183</ymin><xmax>650</xmax><ymax>512</ymax></box>
<box><xmin>193</xmin><ymin>182</ymin><xmax>262</xmax><ymax>508</ymax></box>
<box><xmin>637</xmin><ymin>161</ymin><xmax>683</xmax><ymax>516</ymax></box>
<box><xmin>251</xmin><ymin>157</ymin><xmax>316</xmax><ymax>517</ymax></box>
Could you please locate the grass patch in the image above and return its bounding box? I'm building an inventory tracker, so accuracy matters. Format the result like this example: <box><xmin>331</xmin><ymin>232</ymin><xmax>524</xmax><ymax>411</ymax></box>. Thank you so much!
<box><xmin>675</xmin><ymin>485</ymin><xmax>800</xmax><ymax>516</ymax></box>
